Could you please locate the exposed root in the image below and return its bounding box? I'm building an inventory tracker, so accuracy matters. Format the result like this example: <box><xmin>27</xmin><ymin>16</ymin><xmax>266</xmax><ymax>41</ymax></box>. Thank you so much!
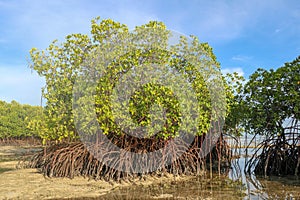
<box><xmin>246</xmin><ymin>132</ymin><xmax>300</xmax><ymax>177</ymax></box>
<box><xmin>24</xmin><ymin>133</ymin><xmax>231</xmax><ymax>181</ymax></box>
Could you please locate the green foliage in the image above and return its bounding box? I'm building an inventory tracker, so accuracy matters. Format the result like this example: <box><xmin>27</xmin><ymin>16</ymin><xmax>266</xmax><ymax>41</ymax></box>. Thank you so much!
<box><xmin>222</xmin><ymin>72</ymin><xmax>246</xmax><ymax>136</ymax></box>
<box><xmin>92</xmin><ymin>42</ymin><xmax>215</xmax><ymax>138</ymax></box>
<box><xmin>30</xmin><ymin>17</ymin><xmax>229</xmax><ymax>142</ymax></box>
<box><xmin>29</xmin><ymin>32</ymin><xmax>91</xmax><ymax>142</ymax></box>
<box><xmin>128</xmin><ymin>83</ymin><xmax>181</xmax><ymax>138</ymax></box>
<box><xmin>242</xmin><ymin>56</ymin><xmax>300</xmax><ymax>135</ymax></box>
<box><xmin>0</xmin><ymin>100</ymin><xmax>42</xmax><ymax>139</ymax></box>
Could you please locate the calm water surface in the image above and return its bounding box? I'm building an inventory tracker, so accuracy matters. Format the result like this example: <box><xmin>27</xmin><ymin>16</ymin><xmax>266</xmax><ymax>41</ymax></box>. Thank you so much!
<box><xmin>97</xmin><ymin>148</ymin><xmax>300</xmax><ymax>200</ymax></box>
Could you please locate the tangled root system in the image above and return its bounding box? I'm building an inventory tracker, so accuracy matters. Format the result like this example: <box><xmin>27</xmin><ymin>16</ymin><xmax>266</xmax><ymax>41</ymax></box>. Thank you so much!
<box><xmin>246</xmin><ymin>132</ymin><xmax>300</xmax><ymax>177</ymax></box>
<box><xmin>26</xmin><ymin>133</ymin><xmax>231</xmax><ymax>181</ymax></box>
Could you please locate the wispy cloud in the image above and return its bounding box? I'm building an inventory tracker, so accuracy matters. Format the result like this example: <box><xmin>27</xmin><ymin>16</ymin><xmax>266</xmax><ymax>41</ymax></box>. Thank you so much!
<box><xmin>274</xmin><ymin>29</ymin><xmax>281</xmax><ymax>33</ymax></box>
<box><xmin>0</xmin><ymin>0</ymin><xmax>158</xmax><ymax>105</ymax></box>
<box><xmin>170</xmin><ymin>1</ymin><xmax>268</xmax><ymax>43</ymax></box>
<box><xmin>2</xmin><ymin>0</ymin><xmax>299</xmax><ymax>48</ymax></box>
<box><xmin>2</xmin><ymin>0</ymin><xmax>158</xmax><ymax>49</ymax></box>
<box><xmin>0</xmin><ymin>0</ymin><xmax>299</xmax><ymax>105</ymax></box>
<box><xmin>232</xmin><ymin>55</ymin><xmax>252</xmax><ymax>62</ymax></box>
<box><xmin>0</xmin><ymin>65</ymin><xmax>44</xmax><ymax>105</ymax></box>
<box><xmin>221</xmin><ymin>67</ymin><xmax>245</xmax><ymax>77</ymax></box>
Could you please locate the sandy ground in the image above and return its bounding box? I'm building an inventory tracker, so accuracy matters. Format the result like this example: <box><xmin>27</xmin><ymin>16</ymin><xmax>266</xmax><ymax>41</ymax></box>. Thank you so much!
<box><xmin>0</xmin><ymin>164</ymin><xmax>117</xmax><ymax>199</ymax></box>
<box><xmin>0</xmin><ymin>146</ymin><xmax>193</xmax><ymax>200</ymax></box>
<box><xmin>2</xmin><ymin>145</ymin><xmax>299</xmax><ymax>200</ymax></box>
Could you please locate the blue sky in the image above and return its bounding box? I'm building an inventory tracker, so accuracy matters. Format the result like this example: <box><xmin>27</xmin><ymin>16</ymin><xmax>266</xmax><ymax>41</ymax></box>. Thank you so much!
<box><xmin>0</xmin><ymin>0</ymin><xmax>299</xmax><ymax>105</ymax></box>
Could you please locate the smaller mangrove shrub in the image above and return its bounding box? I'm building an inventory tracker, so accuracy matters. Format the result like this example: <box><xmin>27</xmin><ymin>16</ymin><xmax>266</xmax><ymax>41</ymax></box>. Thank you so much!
<box><xmin>244</xmin><ymin>56</ymin><xmax>300</xmax><ymax>176</ymax></box>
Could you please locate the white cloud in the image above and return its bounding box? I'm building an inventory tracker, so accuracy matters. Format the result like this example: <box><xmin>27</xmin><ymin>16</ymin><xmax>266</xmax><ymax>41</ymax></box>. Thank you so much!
<box><xmin>3</xmin><ymin>0</ymin><xmax>298</xmax><ymax>48</ymax></box>
<box><xmin>0</xmin><ymin>65</ymin><xmax>44</xmax><ymax>105</ymax></box>
<box><xmin>221</xmin><ymin>67</ymin><xmax>245</xmax><ymax>77</ymax></box>
<box><xmin>172</xmin><ymin>1</ymin><xmax>264</xmax><ymax>43</ymax></box>
<box><xmin>232</xmin><ymin>55</ymin><xmax>252</xmax><ymax>62</ymax></box>
<box><xmin>1</xmin><ymin>0</ymin><xmax>299</xmax><ymax>105</ymax></box>
<box><xmin>275</xmin><ymin>29</ymin><xmax>281</xmax><ymax>33</ymax></box>
<box><xmin>0</xmin><ymin>0</ymin><xmax>160</xmax><ymax>105</ymax></box>
<box><xmin>2</xmin><ymin>0</ymin><xmax>158</xmax><ymax>49</ymax></box>
<box><xmin>170</xmin><ymin>0</ymin><xmax>300</xmax><ymax>44</ymax></box>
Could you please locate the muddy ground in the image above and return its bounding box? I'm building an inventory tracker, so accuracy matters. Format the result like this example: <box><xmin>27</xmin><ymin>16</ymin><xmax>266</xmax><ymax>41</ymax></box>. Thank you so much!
<box><xmin>0</xmin><ymin>145</ymin><xmax>195</xmax><ymax>200</ymax></box>
<box><xmin>2</xmin><ymin>145</ymin><xmax>299</xmax><ymax>200</ymax></box>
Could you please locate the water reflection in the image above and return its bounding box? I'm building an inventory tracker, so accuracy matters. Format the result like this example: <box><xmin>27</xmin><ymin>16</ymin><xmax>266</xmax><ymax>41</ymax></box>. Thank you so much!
<box><xmin>54</xmin><ymin>147</ymin><xmax>300</xmax><ymax>200</ymax></box>
<box><xmin>99</xmin><ymin>175</ymin><xmax>246</xmax><ymax>200</ymax></box>
<box><xmin>98</xmin><ymin>148</ymin><xmax>300</xmax><ymax>200</ymax></box>
<box><xmin>230</xmin><ymin>148</ymin><xmax>300</xmax><ymax>200</ymax></box>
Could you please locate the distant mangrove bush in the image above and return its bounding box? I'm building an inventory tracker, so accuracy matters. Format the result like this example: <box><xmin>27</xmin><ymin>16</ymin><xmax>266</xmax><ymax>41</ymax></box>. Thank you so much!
<box><xmin>0</xmin><ymin>100</ymin><xmax>42</xmax><ymax>140</ymax></box>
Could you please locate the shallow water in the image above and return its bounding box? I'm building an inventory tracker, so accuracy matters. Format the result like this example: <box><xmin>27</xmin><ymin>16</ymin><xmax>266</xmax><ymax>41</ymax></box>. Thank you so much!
<box><xmin>1</xmin><ymin>146</ymin><xmax>299</xmax><ymax>199</ymax></box>
<box><xmin>230</xmin><ymin>157</ymin><xmax>300</xmax><ymax>199</ymax></box>
<box><xmin>97</xmin><ymin>148</ymin><xmax>300</xmax><ymax>200</ymax></box>
<box><xmin>98</xmin><ymin>176</ymin><xmax>246</xmax><ymax>200</ymax></box>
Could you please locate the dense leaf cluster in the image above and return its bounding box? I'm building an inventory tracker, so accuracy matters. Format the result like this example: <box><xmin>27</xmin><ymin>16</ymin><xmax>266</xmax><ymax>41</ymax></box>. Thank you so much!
<box><xmin>29</xmin><ymin>17</ymin><xmax>239</xmax><ymax>143</ymax></box>
<box><xmin>242</xmin><ymin>56</ymin><xmax>300</xmax><ymax>136</ymax></box>
<box><xmin>0</xmin><ymin>100</ymin><xmax>42</xmax><ymax>139</ymax></box>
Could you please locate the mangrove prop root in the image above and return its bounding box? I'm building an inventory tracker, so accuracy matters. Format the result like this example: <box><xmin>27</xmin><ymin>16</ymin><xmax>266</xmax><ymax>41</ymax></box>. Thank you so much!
<box><xmin>246</xmin><ymin>132</ymin><xmax>300</xmax><ymax>176</ymax></box>
<box><xmin>24</xmin><ymin>134</ymin><xmax>231</xmax><ymax>181</ymax></box>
